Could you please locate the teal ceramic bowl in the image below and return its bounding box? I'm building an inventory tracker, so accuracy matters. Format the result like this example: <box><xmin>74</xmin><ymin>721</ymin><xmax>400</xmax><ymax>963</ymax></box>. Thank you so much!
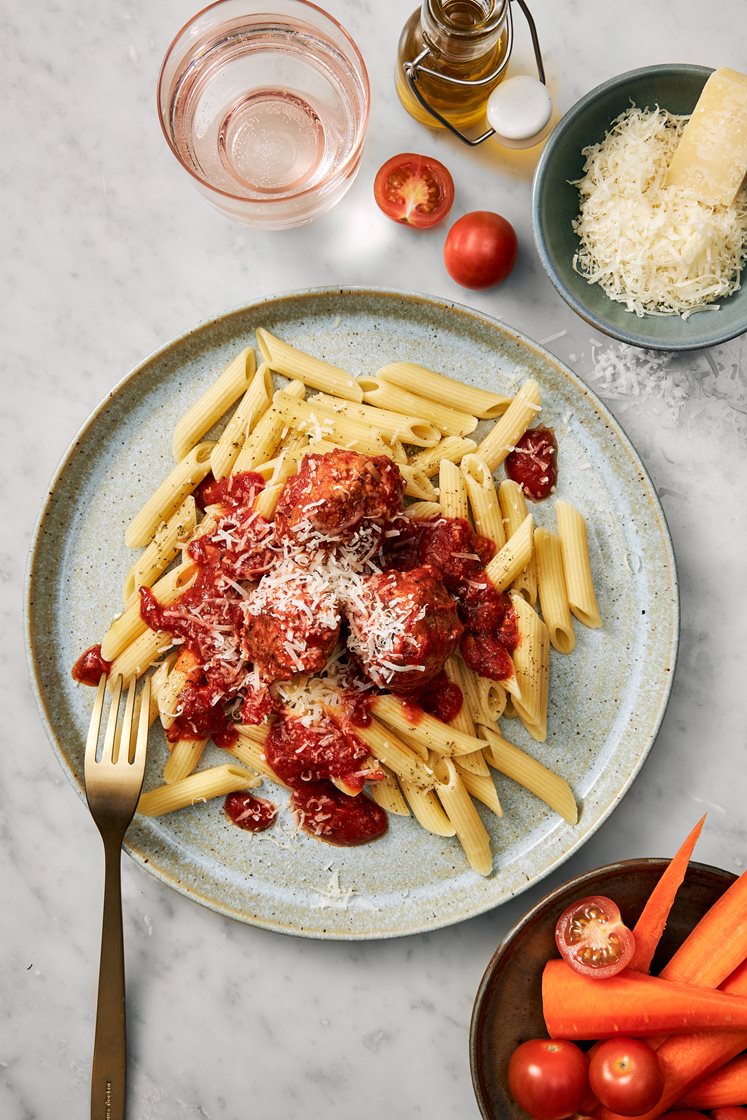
<box><xmin>533</xmin><ymin>64</ymin><xmax>747</xmax><ymax>352</ymax></box>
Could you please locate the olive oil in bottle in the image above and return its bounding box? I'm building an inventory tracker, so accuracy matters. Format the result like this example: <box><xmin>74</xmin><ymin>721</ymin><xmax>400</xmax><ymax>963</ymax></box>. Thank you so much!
<box><xmin>396</xmin><ymin>0</ymin><xmax>509</xmax><ymax>131</ymax></box>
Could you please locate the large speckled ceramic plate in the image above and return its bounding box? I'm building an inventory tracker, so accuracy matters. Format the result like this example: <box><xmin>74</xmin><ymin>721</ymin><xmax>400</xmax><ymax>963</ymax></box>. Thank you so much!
<box><xmin>26</xmin><ymin>288</ymin><xmax>678</xmax><ymax>939</ymax></box>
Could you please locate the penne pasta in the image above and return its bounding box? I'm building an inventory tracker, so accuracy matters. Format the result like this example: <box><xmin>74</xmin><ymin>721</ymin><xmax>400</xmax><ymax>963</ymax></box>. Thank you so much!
<box><xmin>534</xmin><ymin>527</ymin><xmax>575</xmax><ymax>654</ymax></box>
<box><xmin>368</xmin><ymin>765</ymin><xmax>410</xmax><ymax>816</ymax></box>
<box><xmin>459</xmin><ymin>769</ymin><xmax>503</xmax><ymax>818</ymax></box>
<box><xmin>408</xmin><ymin>435</ymin><xmax>478</xmax><ymax>478</ymax></box>
<box><xmin>404</xmin><ymin>500</ymin><xmax>442</xmax><ymax>518</ymax></box>
<box><xmin>148</xmin><ymin>653</ymin><xmax>178</xmax><ymax>725</ymax></box>
<box><xmin>477</xmin><ymin>674</ymin><xmax>507</xmax><ymax>723</ymax></box>
<box><xmin>231</xmin><ymin>379</ymin><xmax>306</xmax><ymax>473</ymax></box>
<box><xmin>109</xmin><ymin>627</ymin><xmax>173</xmax><ymax>687</ymax></box>
<box><xmin>229</xmin><ymin>726</ymin><xmax>278</xmax><ymax>783</ymax></box>
<box><xmin>443</xmin><ymin>657</ymin><xmax>490</xmax><ymax>776</ymax></box>
<box><xmin>157</xmin><ymin>649</ymin><xmax>199</xmax><ymax>731</ymax></box>
<box><xmin>163</xmin><ymin>737</ymin><xmax>208</xmax><ymax>784</ymax></box>
<box><xmin>556</xmin><ymin>501</ymin><xmax>602</xmax><ymax>628</ymax></box>
<box><xmin>210</xmin><ymin>363</ymin><xmax>273</xmax><ymax>480</ymax></box>
<box><xmin>439</xmin><ymin>459</ymin><xmax>469</xmax><ymax>521</ymax></box>
<box><xmin>460</xmin><ymin>454</ymin><xmax>506</xmax><ymax>550</ymax></box>
<box><xmin>498</xmin><ymin>479</ymin><xmax>538</xmax><ymax>605</ymax></box>
<box><xmin>172</xmin><ymin>346</ymin><xmax>255</xmax><ymax>461</ymax></box>
<box><xmin>433</xmin><ymin>757</ymin><xmax>492</xmax><ymax>876</ymax></box>
<box><xmin>399</xmin><ymin>776</ymin><xmax>456</xmax><ymax>836</ymax></box>
<box><xmin>272</xmin><ymin>390</ymin><xmax>393</xmax><ymax>457</ymax></box>
<box><xmin>102</xmin><ymin>563</ymin><xmax>197</xmax><ymax>662</ymax></box>
<box><xmin>307</xmin><ymin>391</ymin><xmax>440</xmax><ymax>446</ymax></box>
<box><xmin>509</xmin><ymin>593</ymin><xmax>550</xmax><ymax>742</ymax></box>
<box><xmin>484</xmin><ymin>513</ymin><xmax>534</xmax><ymax>592</ymax></box>
<box><xmin>357</xmin><ymin>377</ymin><xmax>478</xmax><ymax>436</ymax></box>
<box><xmin>122</xmin><ymin>495</ymin><xmax>197</xmax><ymax>606</ymax></box>
<box><xmin>253</xmin><ymin>482</ymin><xmax>284</xmax><ymax>520</ymax></box>
<box><xmin>349</xmin><ymin>716</ymin><xmax>435</xmax><ymax>790</ymax></box>
<box><xmin>371</xmin><ymin>694</ymin><xmax>490</xmax><ymax>758</ymax></box>
<box><xmin>256</xmin><ymin>328</ymin><xmax>363</xmax><ymax>402</ymax></box>
<box><xmin>376</xmin><ymin>361</ymin><xmax>512</xmax><ymax>418</ymax></box>
<box><xmin>138</xmin><ymin>764</ymin><xmax>259</xmax><ymax>817</ymax></box>
<box><xmin>475</xmin><ymin>379</ymin><xmax>542</xmax><ymax>471</ymax></box>
<box><xmin>480</xmin><ymin>727</ymin><xmax>578</xmax><ymax>824</ymax></box>
<box><xmin>124</xmin><ymin>441</ymin><xmax>215</xmax><ymax>549</ymax></box>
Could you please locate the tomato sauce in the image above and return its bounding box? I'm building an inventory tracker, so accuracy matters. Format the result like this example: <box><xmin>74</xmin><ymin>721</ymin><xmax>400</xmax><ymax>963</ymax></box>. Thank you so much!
<box><xmin>71</xmin><ymin>644</ymin><xmax>112</xmax><ymax>686</ymax></box>
<box><xmin>195</xmin><ymin>470</ymin><xmax>265</xmax><ymax>511</ymax></box>
<box><xmin>224</xmin><ymin>791</ymin><xmax>277</xmax><ymax>832</ymax></box>
<box><xmin>381</xmin><ymin>515</ymin><xmax>518</xmax><ymax>683</ymax></box>
<box><xmin>291</xmin><ymin>782</ymin><xmax>388</xmax><ymax>846</ymax></box>
<box><xmin>505</xmin><ymin>427</ymin><xmax>557</xmax><ymax>501</ymax></box>
<box><xmin>165</xmin><ymin>681</ymin><xmax>237</xmax><ymax>748</ymax></box>
<box><xmin>264</xmin><ymin>712</ymin><xmax>370</xmax><ymax>787</ymax></box>
<box><xmin>412</xmin><ymin>670</ymin><xmax>463</xmax><ymax>723</ymax></box>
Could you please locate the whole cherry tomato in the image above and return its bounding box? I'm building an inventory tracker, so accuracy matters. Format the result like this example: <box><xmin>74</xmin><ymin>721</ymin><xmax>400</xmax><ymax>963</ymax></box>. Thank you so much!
<box><xmin>588</xmin><ymin>1038</ymin><xmax>665</xmax><ymax>1116</ymax></box>
<box><xmin>373</xmin><ymin>153</ymin><xmax>454</xmax><ymax>228</ymax></box>
<box><xmin>554</xmin><ymin>895</ymin><xmax>636</xmax><ymax>979</ymax></box>
<box><xmin>443</xmin><ymin>210</ymin><xmax>518</xmax><ymax>288</ymax></box>
<box><xmin>507</xmin><ymin>1038</ymin><xmax>589</xmax><ymax>1120</ymax></box>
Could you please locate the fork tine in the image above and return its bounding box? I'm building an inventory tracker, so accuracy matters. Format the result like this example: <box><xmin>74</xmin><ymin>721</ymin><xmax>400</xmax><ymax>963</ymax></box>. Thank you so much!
<box><xmin>131</xmin><ymin>677</ymin><xmax>151</xmax><ymax>774</ymax></box>
<box><xmin>114</xmin><ymin>678</ymin><xmax>137</xmax><ymax>765</ymax></box>
<box><xmin>102</xmin><ymin>674</ymin><xmax>123</xmax><ymax>762</ymax></box>
<box><xmin>85</xmin><ymin>674</ymin><xmax>108</xmax><ymax>767</ymax></box>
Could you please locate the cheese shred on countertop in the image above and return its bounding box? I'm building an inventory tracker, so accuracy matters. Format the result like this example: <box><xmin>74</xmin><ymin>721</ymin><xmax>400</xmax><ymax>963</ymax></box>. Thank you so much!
<box><xmin>572</xmin><ymin>106</ymin><xmax>747</xmax><ymax>317</ymax></box>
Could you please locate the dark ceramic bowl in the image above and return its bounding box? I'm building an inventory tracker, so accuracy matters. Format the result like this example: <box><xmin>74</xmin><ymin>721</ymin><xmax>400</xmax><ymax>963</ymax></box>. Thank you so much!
<box><xmin>469</xmin><ymin>858</ymin><xmax>737</xmax><ymax>1120</ymax></box>
<box><xmin>532</xmin><ymin>64</ymin><xmax>747</xmax><ymax>351</ymax></box>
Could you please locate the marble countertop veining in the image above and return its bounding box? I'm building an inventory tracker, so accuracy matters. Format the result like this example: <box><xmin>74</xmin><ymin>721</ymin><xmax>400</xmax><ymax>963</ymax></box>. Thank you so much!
<box><xmin>3</xmin><ymin>2</ymin><xmax>747</xmax><ymax>1117</ymax></box>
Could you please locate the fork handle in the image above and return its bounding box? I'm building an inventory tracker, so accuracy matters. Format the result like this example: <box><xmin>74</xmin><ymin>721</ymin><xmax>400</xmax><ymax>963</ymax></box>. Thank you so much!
<box><xmin>91</xmin><ymin>834</ymin><xmax>128</xmax><ymax>1120</ymax></box>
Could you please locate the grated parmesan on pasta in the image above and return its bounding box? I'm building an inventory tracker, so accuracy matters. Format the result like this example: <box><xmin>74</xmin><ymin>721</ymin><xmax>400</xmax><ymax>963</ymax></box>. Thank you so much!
<box><xmin>572</xmin><ymin>106</ymin><xmax>747</xmax><ymax>317</ymax></box>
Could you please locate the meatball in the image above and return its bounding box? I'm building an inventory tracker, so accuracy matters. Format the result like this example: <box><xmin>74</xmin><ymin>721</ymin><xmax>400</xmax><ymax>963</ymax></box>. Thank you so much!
<box><xmin>242</xmin><ymin>564</ymin><xmax>340</xmax><ymax>683</ymax></box>
<box><xmin>274</xmin><ymin>449</ymin><xmax>405</xmax><ymax>548</ymax></box>
<box><xmin>345</xmin><ymin>566</ymin><xmax>463</xmax><ymax>692</ymax></box>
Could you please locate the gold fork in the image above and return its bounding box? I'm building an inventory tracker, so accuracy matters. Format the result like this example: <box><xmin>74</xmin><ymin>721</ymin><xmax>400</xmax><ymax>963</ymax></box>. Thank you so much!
<box><xmin>85</xmin><ymin>673</ymin><xmax>151</xmax><ymax>1120</ymax></box>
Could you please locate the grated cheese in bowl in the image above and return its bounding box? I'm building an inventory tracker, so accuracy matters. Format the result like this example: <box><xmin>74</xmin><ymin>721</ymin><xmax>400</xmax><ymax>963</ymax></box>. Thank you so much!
<box><xmin>572</xmin><ymin>106</ymin><xmax>747</xmax><ymax>317</ymax></box>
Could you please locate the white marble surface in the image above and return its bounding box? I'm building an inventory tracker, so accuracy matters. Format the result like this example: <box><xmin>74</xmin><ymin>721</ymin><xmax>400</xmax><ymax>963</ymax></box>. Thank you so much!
<box><xmin>3</xmin><ymin>1</ymin><xmax>747</xmax><ymax>1117</ymax></box>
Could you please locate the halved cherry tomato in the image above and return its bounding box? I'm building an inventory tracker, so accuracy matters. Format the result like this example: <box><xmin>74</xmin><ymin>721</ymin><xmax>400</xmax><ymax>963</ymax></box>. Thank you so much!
<box><xmin>373</xmin><ymin>153</ymin><xmax>454</xmax><ymax>228</ymax></box>
<box><xmin>554</xmin><ymin>895</ymin><xmax>636</xmax><ymax>979</ymax></box>
<box><xmin>443</xmin><ymin>210</ymin><xmax>518</xmax><ymax>288</ymax></box>
<box><xmin>588</xmin><ymin>1038</ymin><xmax>665</xmax><ymax>1116</ymax></box>
<box><xmin>507</xmin><ymin>1038</ymin><xmax>589</xmax><ymax>1120</ymax></box>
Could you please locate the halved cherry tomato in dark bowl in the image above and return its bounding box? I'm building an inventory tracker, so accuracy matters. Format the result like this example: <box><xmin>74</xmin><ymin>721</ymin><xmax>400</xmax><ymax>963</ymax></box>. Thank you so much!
<box><xmin>554</xmin><ymin>895</ymin><xmax>636</xmax><ymax>979</ymax></box>
<box><xmin>373</xmin><ymin>153</ymin><xmax>454</xmax><ymax>228</ymax></box>
<box><xmin>589</xmin><ymin>1038</ymin><xmax>665</xmax><ymax>1116</ymax></box>
<box><xmin>508</xmin><ymin>1038</ymin><xmax>589</xmax><ymax>1120</ymax></box>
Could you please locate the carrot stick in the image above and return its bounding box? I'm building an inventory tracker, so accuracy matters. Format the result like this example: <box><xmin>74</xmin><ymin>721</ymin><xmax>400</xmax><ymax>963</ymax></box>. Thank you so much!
<box><xmin>594</xmin><ymin>961</ymin><xmax>747</xmax><ymax>1120</ymax></box>
<box><xmin>660</xmin><ymin>870</ymin><xmax>747</xmax><ymax>988</ymax></box>
<box><xmin>542</xmin><ymin>959</ymin><xmax>747</xmax><ymax>1040</ymax></box>
<box><xmin>679</xmin><ymin>1054</ymin><xmax>747</xmax><ymax>1109</ymax></box>
<box><xmin>628</xmin><ymin>816</ymin><xmax>707</xmax><ymax>974</ymax></box>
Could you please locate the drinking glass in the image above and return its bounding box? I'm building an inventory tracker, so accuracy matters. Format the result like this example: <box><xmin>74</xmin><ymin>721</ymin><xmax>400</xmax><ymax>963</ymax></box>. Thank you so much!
<box><xmin>158</xmin><ymin>0</ymin><xmax>370</xmax><ymax>228</ymax></box>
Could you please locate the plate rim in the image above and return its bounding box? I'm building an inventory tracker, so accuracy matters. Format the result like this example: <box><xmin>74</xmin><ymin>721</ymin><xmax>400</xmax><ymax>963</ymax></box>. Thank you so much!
<box><xmin>24</xmin><ymin>285</ymin><xmax>680</xmax><ymax>939</ymax></box>
<box><xmin>468</xmin><ymin>857</ymin><xmax>737</xmax><ymax>1120</ymax></box>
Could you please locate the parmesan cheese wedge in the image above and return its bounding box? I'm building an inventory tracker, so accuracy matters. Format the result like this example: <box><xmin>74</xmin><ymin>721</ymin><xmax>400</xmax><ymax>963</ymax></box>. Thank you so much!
<box><xmin>666</xmin><ymin>67</ymin><xmax>747</xmax><ymax>206</ymax></box>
